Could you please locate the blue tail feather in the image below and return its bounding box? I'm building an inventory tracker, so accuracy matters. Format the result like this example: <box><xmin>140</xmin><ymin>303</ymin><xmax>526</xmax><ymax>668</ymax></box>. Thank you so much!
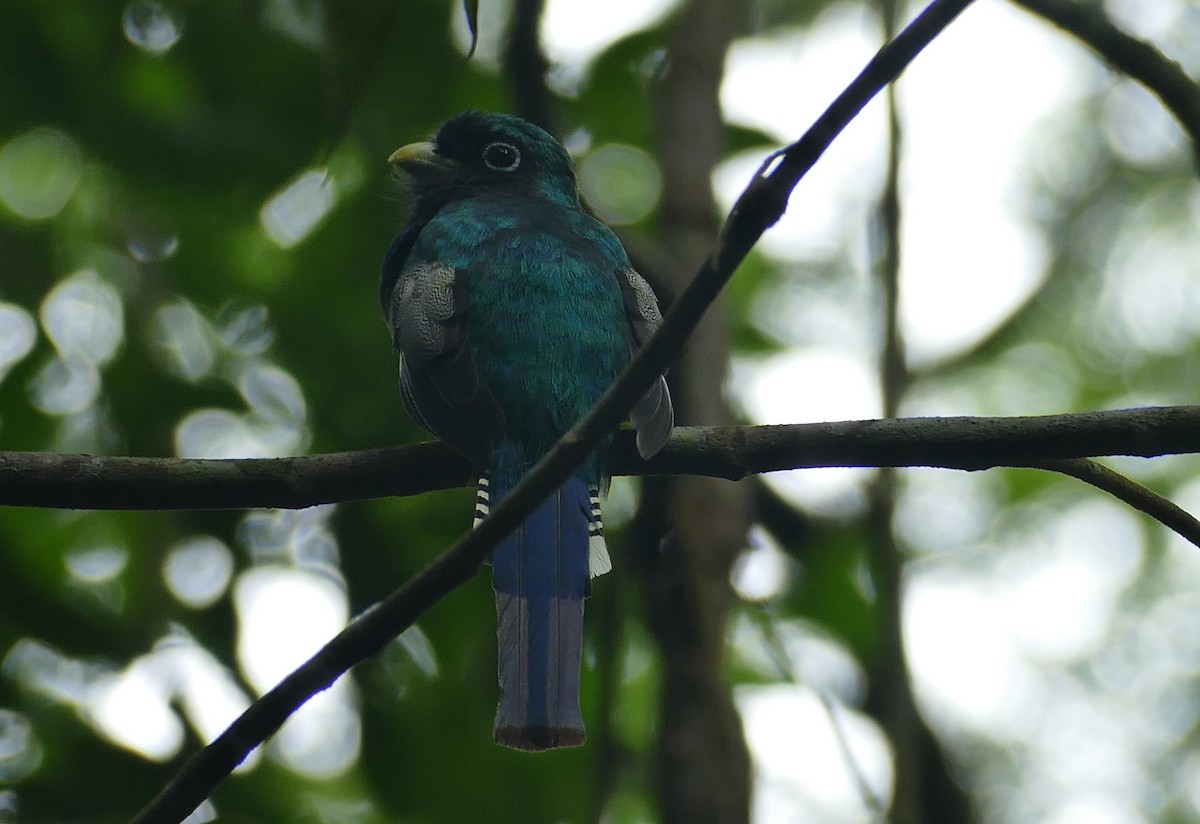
<box><xmin>489</xmin><ymin>476</ymin><xmax>591</xmax><ymax>750</ymax></box>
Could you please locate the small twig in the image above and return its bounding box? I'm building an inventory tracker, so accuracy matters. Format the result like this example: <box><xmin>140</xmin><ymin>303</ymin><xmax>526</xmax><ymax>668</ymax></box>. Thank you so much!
<box><xmin>749</xmin><ymin>610</ymin><xmax>887</xmax><ymax>821</ymax></box>
<box><xmin>817</xmin><ymin>692</ymin><xmax>889</xmax><ymax>823</ymax></box>
<box><xmin>462</xmin><ymin>0</ymin><xmax>481</xmax><ymax>57</ymax></box>
<box><xmin>1014</xmin><ymin>0</ymin><xmax>1200</xmax><ymax>170</ymax></box>
<box><xmin>1023</xmin><ymin>457</ymin><xmax>1200</xmax><ymax>549</ymax></box>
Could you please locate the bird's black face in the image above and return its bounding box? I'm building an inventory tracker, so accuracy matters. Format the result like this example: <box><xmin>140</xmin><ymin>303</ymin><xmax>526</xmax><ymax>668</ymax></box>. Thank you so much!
<box><xmin>435</xmin><ymin>115</ymin><xmax>528</xmax><ymax>177</ymax></box>
<box><xmin>391</xmin><ymin>111</ymin><xmax>579</xmax><ymax>209</ymax></box>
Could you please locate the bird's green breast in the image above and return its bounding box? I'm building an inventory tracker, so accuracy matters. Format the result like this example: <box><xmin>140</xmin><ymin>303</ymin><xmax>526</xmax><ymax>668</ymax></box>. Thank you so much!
<box><xmin>410</xmin><ymin>195</ymin><xmax>630</xmax><ymax>483</ymax></box>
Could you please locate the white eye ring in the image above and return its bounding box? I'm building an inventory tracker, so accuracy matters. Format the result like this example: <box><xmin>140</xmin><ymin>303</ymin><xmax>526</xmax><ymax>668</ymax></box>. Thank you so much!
<box><xmin>482</xmin><ymin>141</ymin><xmax>521</xmax><ymax>172</ymax></box>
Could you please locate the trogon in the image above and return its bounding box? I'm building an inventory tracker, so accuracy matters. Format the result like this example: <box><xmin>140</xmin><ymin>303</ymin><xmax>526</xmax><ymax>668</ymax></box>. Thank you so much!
<box><xmin>381</xmin><ymin>111</ymin><xmax>673</xmax><ymax>750</ymax></box>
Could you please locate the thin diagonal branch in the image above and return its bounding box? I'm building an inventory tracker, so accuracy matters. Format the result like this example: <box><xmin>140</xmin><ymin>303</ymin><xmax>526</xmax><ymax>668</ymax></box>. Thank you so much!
<box><xmin>748</xmin><ymin>606</ymin><xmax>889</xmax><ymax>821</ymax></box>
<box><xmin>819</xmin><ymin>692</ymin><xmax>889</xmax><ymax>823</ymax></box>
<box><xmin>1025</xmin><ymin>457</ymin><xmax>1200</xmax><ymax>548</ymax></box>
<box><xmin>1013</xmin><ymin>0</ymin><xmax>1200</xmax><ymax>170</ymax></box>
<box><xmin>126</xmin><ymin>2</ymin><xmax>975</xmax><ymax>820</ymax></box>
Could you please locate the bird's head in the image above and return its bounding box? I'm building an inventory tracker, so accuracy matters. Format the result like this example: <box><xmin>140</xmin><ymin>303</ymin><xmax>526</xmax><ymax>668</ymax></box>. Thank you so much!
<box><xmin>389</xmin><ymin>111</ymin><xmax>579</xmax><ymax>210</ymax></box>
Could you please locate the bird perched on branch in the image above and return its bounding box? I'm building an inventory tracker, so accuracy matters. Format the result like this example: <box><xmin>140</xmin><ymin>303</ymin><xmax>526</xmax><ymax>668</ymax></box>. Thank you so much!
<box><xmin>381</xmin><ymin>111</ymin><xmax>673</xmax><ymax>750</ymax></box>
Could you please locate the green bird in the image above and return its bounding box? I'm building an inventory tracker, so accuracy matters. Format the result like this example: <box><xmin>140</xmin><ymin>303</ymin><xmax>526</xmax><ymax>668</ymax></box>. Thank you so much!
<box><xmin>382</xmin><ymin>111</ymin><xmax>673</xmax><ymax>750</ymax></box>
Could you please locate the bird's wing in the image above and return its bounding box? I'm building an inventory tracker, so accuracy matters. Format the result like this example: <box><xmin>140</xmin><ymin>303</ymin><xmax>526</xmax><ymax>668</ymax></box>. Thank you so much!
<box><xmin>387</xmin><ymin>262</ymin><xmax>504</xmax><ymax>463</ymax></box>
<box><xmin>618</xmin><ymin>268</ymin><xmax>674</xmax><ymax>459</ymax></box>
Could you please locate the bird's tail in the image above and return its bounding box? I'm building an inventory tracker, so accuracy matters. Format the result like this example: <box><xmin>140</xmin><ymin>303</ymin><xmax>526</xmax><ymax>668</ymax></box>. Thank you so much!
<box><xmin>477</xmin><ymin>474</ymin><xmax>609</xmax><ymax>751</ymax></box>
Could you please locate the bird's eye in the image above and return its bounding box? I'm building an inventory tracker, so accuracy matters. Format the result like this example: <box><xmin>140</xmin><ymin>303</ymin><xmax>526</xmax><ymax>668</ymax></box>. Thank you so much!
<box><xmin>482</xmin><ymin>142</ymin><xmax>521</xmax><ymax>172</ymax></box>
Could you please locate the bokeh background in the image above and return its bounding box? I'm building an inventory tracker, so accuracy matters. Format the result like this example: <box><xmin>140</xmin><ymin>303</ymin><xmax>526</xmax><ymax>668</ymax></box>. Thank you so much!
<box><xmin>3</xmin><ymin>0</ymin><xmax>1200</xmax><ymax>822</ymax></box>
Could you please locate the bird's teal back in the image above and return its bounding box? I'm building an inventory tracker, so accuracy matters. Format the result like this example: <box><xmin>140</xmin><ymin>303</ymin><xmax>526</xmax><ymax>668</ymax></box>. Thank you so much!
<box><xmin>408</xmin><ymin>194</ymin><xmax>630</xmax><ymax>486</ymax></box>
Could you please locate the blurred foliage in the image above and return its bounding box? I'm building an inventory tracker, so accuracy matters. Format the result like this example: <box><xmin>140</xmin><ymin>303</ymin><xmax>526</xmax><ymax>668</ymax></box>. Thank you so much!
<box><xmin>3</xmin><ymin>0</ymin><xmax>1200</xmax><ymax>823</ymax></box>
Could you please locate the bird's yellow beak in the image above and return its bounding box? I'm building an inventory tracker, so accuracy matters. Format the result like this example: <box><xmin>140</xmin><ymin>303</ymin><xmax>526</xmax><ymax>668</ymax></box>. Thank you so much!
<box><xmin>388</xmin><ymin>141</ymin><xmax>451</xmax><ymax>175</ymax></box>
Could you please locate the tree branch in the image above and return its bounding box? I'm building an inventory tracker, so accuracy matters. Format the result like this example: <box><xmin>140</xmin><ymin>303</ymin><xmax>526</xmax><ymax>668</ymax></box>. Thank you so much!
<box><xmin>503</xmin><ymin>0</ymin><xmax>554</xmax><ymax>132</ymax></box>
<box><xmin>651</xmin><ymin>0</ymin><xmax>754</xmax><ymax>817</ymax></box>
<box><xmin>1028</xmin><ymin>457</ymin><xmax>1200</xmax><ymax>548</ymax></box>
<box><xmin>4</xmin><ymin>407</ymin><xmax>1200</xmax><ymax>513</ymax></box>
<box><xmin>121</xmin><ymin>2</ymin><xmax>975</xmax><ymax>820</ymax></box>
<box><xmin>1013</xmin><ymin>0</ymin><xmax>1200</xmax><ymax>170</ymax></box>
<box><xmin>861</xmin><ymin>0</ymin><xmax>967</xmax><ymax>813</ymax></box>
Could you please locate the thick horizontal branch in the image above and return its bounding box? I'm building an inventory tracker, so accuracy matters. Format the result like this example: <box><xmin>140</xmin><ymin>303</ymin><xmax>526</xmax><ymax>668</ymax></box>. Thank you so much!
<box><xmin>0</xmin><ymin>442</ymin><xmax>467</xmax><ymax>511</ymax></box>
<box><xmin>4</xmin><ymin>406</ymin><xmax>1200</xmax><ymax>511</ymax></box>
